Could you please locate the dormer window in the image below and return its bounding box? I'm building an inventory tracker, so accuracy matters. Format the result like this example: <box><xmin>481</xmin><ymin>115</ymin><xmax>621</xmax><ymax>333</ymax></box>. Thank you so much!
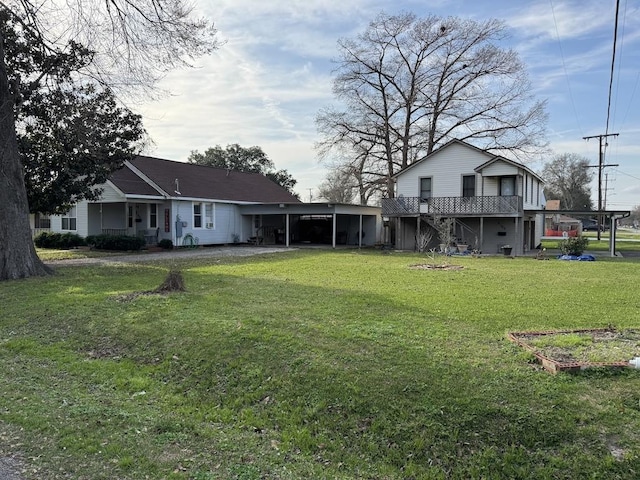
<box><xmin>500</xmin><ymin>176</ymin><xmax>516</xmax><ymax>196</ymax></box>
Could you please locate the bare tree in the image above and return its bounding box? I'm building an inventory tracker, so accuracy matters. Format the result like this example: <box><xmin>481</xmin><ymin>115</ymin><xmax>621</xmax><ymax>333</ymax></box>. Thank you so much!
<box><xmin>0</xmin><ymin>1</ymin><xmax>218</xmax><ymax>280</ymax></box>
<box><xmin>317</xmin><ymin>167</ymin><xmax>356</xmax><ymax>204</ymax></box>
<box><xmin>316</xmin><ymin>12</ymin><xmax>548</xmax><ymax>198</ymax></box>
<box><xmin>542</xmin><ymin>153</ymin><xmax>594</xmax><ymax>210</ymax></box>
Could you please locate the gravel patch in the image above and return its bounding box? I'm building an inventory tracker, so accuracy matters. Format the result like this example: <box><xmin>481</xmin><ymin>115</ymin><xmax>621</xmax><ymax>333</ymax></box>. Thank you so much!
<box><xmin>0</xmin><ymin>457</ymin><xmax>24</xmax><ymax>480</ymax></box>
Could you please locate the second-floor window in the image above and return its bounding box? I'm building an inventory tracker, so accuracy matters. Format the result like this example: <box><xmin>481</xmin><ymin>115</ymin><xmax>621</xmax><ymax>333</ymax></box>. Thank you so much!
<box><xmin>500</xmin><ymin>176</ymin><xmax>516</xmax><ymax>196</ymax></box>
<box><xmin>462</xmin><ymin>175</ymin><xmax>475</xmax><ymax>197</ymax></box>
<box><xmin>420</xmin><ymin>177</ymin><xmax>432</xmax><ymax>202</ymax></box>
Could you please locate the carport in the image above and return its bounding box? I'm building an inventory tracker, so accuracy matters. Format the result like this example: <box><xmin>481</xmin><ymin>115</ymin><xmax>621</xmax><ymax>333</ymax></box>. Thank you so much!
<box><xmin>239</xmin><ymin>203</ymin><xmax>382</xmax><ymax>248</ymax></box>
<box><xmin>538</xmin><ymin>208</ymin><xmax>631</xmax><ymax>257</ymax></box>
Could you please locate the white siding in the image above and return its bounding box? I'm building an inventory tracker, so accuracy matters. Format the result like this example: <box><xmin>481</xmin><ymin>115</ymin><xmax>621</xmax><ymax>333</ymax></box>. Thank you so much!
<box><xmin>172</xmin><ymin>200</ymin><xmax>243</xmax><ymax>246</ymax></box>
<box><xmin>99</xmin><ymin>183</ymin><xmax>126</xmax><ymax>203</ymax></box>
<box><xmin>396</xmin><ymin>142</ymin><xmax>490</xmax><ymax>198</ymax></box>
<box><xmin>48</xmin><ymin>201</ymin><xmax>89</xmax><ymax>236</ymax></box>
<box><xmin>480</xmin><ymin>162</ymin><xmax>519</xmax><ymax>177</ymax></box>
<box><xmin>523</xmin><ymin>176</ymin><xmax>545</xmax><ymax>210</ymax></box>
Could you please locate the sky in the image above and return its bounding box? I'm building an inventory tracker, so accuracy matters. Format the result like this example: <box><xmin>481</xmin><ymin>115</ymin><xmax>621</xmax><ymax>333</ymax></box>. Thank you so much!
<box><xmin>136</xmin><ymin>0</ymin><xmax>640</xmax><ymax>210</ymax></box>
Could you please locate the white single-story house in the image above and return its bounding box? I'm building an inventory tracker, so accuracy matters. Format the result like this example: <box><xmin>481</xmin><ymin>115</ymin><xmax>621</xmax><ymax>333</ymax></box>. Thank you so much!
<box><xmin>33</xmin><ymin>156</ymin><xmax>382</xmax><ymax>248</ymax></box>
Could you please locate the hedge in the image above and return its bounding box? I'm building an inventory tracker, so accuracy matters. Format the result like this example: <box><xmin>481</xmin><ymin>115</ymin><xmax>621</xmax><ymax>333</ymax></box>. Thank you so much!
<box><xmin>34</xmin><ymin>232</ymin><xmax>86</xmax><ymax>249</ymax></box>
<box><xmin>85</xmin><ymin>234</ymin><xmax>146</xmax><ymax>251</ymax></box>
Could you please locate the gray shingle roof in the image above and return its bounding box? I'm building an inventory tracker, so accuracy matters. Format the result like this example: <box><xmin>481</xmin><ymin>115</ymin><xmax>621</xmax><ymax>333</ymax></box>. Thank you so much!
<box><xmin>110</xmin><ymin>155</ymin><xmax>301</xmax><ymax>203</ymax></box>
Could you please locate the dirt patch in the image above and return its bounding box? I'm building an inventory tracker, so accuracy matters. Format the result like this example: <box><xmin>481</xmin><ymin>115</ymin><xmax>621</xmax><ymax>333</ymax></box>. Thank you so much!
<box><xmin>509</xmin><ymin>328</ymin><xmax>640</xmax><ymax>373</ymax></box>
<box><xmin>115</xmin><ymin>269</ymin><xmax>186</xmax><ymax>303</ymax></box>
<box><xmin>409</xmin><ymin>263</ymin><xmax>464</xmax><ymax>271</ymax></box>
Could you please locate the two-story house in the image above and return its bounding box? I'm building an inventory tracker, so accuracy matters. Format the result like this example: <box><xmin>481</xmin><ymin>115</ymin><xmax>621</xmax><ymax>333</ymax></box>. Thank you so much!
<box><xmin>382</xmin><ymin>139</ymin><xmax>546</xmax><ymax>255</ymax></box>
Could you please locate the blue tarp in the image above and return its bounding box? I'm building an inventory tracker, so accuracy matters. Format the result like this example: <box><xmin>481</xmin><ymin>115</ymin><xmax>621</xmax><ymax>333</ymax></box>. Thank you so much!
<box><xmin>557</xmin><ymin>254</ymin><xmax>596</xmax><ymax>261</ymax></box>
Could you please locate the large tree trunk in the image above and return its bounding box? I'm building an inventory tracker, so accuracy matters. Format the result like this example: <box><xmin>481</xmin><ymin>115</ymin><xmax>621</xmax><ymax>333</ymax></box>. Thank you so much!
<box><xmin>0</xmin><ymin>34</ymin><xmax>51</xmax><ymax>280</ymax></box>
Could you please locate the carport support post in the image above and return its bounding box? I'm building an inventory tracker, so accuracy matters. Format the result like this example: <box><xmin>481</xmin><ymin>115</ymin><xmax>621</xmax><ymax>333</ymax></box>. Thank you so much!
<box><xmin>359</xmin><ymin>214</ymin><xmax>363</xmax><ymax>248</ymax></box>
<box><xmin>332</xmin><ymin>213</ymin><xmax>337</xmax><ymax>248</ymax></box>
<box><xmin>609</xmin><ymin>214</ymin><xmax>616</xmax><ymax>257</ymax></box>
<box><xmin>285</xmin><ymin>213</ymin><xmax>290</xmax><ymax>247</ymax></box>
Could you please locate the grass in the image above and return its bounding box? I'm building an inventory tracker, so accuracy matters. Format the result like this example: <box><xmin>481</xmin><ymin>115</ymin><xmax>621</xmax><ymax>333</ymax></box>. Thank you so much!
<box><xmin>542</xmin><ymin>235</ymin><xmax>640</xmax><ymax>252</ymax></box>
<box><xmin>1</xmin><ymin>250</ymin><xmax>640</xmax><ymax>478</ymax></box>
<box><xmin>35</xmin><ymin>247</ymin><xmax>128</xmax><ymax>261</ymax></box>
<box><xmin>523</xmin><ymin>330</ymin><xmax>640</xmax><ymax>364</ymax></box>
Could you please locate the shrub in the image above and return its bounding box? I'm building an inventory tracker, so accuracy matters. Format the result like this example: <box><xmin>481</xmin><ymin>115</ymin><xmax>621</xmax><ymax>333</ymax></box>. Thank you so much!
<box><xmin>558</xmin><ymin>236</ymin><xmax>589</xmax><ymax>256</ymax></box>
<box><xmin>86</xmin><ymin>234</ymin><xmax>146</xmax><ymax>251</ymax></box>
<box><xmin>158</xmin><ymin>239</ymin><xmax>173</xmax><ymax>250</ymax></box>
<box><xmin>34</xmin><ymin>232</ymin><xmax>86</xmax><ymax>249</ymax></box>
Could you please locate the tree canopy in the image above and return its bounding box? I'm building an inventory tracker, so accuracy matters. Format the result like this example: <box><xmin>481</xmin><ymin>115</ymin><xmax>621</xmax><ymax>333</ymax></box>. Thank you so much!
<box><xmin>188</xmin><ymin>144</ymin><xmax>298</xmax><ymax>196</ymax></box>
<box><xmin>0</xmin><ymin>1</ymin><xmax>218</xmax><ymax>280</ymax></box>
<box><xmin>316</xmin><ymin>12</ymin><xmax>548</xmax><ymax>201</ymax></box>
<box><xmin>542</xmin><ymin>153</ymin><xmax>594</xmax><ymax>211</ymax></box>
<box><xmin>19</xmin><ymin>85</ymin><xmax>146</xmax><ymax>215</ymax></box>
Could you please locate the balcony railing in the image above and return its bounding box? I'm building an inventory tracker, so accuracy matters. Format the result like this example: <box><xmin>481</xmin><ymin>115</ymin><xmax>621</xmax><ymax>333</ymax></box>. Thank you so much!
<box><xmin>382</xmin><ymin>195</ymin><xmax>522</xmax><ymax>216</ymax></box>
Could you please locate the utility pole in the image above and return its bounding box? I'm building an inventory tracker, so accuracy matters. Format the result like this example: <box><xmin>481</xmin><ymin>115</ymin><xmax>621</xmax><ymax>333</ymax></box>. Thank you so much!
<box><xmin>584</xmin><ymin>133</ymin><xmax>619</xmax><ymax>240</ymax></box>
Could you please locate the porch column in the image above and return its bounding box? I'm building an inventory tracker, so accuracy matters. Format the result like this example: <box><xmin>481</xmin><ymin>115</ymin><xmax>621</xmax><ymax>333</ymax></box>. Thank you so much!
<box><xmin>332</xmin><ymin>213</ymin><xmax>337</xmax><ymax>248</ymax></box>
<box><xmin>416</xmin><ymin>216</ymin><xmax>420</xmax><ymax>251</ymax></box>
<box><xmin>285</xmin><ymin>213</ymin><xmax>290</xmax><ymax>247</ymax></box>
<box><xmin>358</xmin><ymin>214</ymin><xmax>363</xmax><ymax>248</ymax></box>
<box><xmin>480</xmin><ymin>217</ymin><xmax>484</xmax><ymax>252</ymax></box>
<box><xmin>514</xmin><ymin>217</ymin><xmax>519</xmax><ymax>255</ymax></box>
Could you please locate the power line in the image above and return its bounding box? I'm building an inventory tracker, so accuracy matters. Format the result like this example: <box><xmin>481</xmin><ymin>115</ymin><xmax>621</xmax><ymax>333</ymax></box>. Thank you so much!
<box><xmin>605</xmin><ymin>0</ymin><xmax>621</xmax><ymax>136</ymax></box>
<box><xmin>549</xmin><ymin>0</ymin><xmax>583</xmax><ymax>135</ymax></box>
<box><xmin>584</xmin><ymin>133</ymin><xmax>619</xmax><ymax>240</ymax></box>
<box><xmin>613</xmin><ymin>168</ymin><xmax>640</xmax><ymax>182</ymax></box>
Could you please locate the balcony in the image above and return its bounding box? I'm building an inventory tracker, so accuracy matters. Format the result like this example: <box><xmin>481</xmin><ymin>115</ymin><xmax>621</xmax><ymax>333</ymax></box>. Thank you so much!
<box><xmin>382</xmin><ymin>195</ymin><xmax>522</xmax><ymax>217</ymax></box>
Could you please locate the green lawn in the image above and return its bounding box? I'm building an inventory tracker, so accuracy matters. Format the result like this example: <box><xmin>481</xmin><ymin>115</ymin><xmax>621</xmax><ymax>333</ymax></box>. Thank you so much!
<box><xmin>542</xmin><ymin>233</ymin><xmax>640</xmax><ymax>252</ymax></box>
<box><xmin>1</xmin><ymin>250</ymin><xmax>640</xmax><ymax>479</ymax></box>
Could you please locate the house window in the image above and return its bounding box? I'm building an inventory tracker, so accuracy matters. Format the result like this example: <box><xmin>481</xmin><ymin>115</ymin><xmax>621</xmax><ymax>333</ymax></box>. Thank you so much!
<box><xmin>193</xmin><ymin>203</ymin><xmax>203</xmax><ymax>228</ymax></box>
<box><xmin>462</xmin><ymin>175</ymin><xmax>475</xmax><ymax>197</ymax></box>
<box><xmin>35</xmin><ymin>213</ymin><xmax>51</xmax><ymax>229</ymax></box>
<box><xmin>524</xmin><ymin>174</ymin><xmax>528</xmax><ymax>200</ymax></box>
<box><xmin>205</xmin><ymin>203</ymin><xmax>214</xmax><ymax>229</ymax></box>
<box><xmin>61</xmin><ymin>205</ymin><xmax>77</xmax><ymax>231</ymax></box>
<box><xmin>128</xmin><ymin>206</ymin><xmax>133</xmax><ymax>228</ymax></box>
<box><xmin>500</xmin><ymin>177</ymin><xmax>516</xmax><ymax>196</ymax></box>
<box><xmin>419</xmin><ymin>177</ymin><xmax>432</xmax><ymax>202</ymax></box>
<box><xmin>149</xmin><ymin>204</ymin><xmax>157</xmax><ymax>228</ymax></box>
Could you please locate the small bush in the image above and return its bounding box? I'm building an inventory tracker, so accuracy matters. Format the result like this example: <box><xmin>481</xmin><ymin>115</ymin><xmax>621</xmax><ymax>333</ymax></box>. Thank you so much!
<box><xmin>558</xmin><ymin>236</ymin><xmax>589</xmax><ymax>256</ymax></box>
<box><xmin>86</xmin><ymin>234</ymin><xmax>145</xmax><ymax>251</ymax></box>
<box><xmin>34</xmin><ymin>232</ymin><xmax>86</xmax><ymax>249</ymax></box>
<box><xmin>158</xmin><ymin>239</ymin><xmax>173</xmax><ymax>250</ymax></box>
